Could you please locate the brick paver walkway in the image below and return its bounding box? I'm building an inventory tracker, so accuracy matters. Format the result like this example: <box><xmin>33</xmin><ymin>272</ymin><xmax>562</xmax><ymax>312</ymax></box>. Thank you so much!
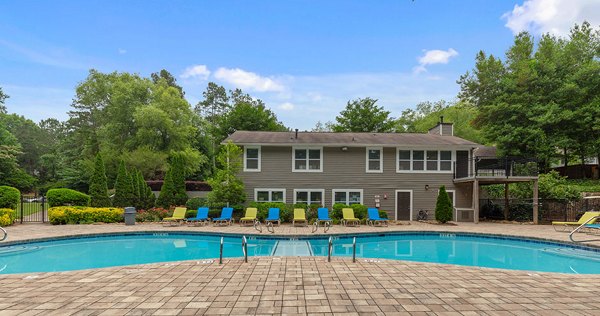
<box><xmin>1</xmin><ymin>222</ymin><xmax>599</xmax><ymax>315</ymax></box>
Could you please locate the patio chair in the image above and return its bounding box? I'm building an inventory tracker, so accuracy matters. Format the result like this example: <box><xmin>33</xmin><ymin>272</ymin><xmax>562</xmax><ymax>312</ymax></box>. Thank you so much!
<box><xmin>163</xmin><ymin>207</ymin><xmax>187</xmax><ymax>226</ymax></box>
<box><xmin>367</xmin><ymin>208</ymin><xmax>388</xmax><ymax>227</ymax></box>
<box><xmin>316</xmin><ymin>207</ymin><xmax>332</xmax><ymax>227</ymax></box>
<box><xmin>265</xmin><ymin>208</ymin><xmax>281</xmax><ymax>226</ymax></box>
<box><xmin>213</xmin><ymin>207</ymin><xmax>234</xmax><ymax>226</ymax></box>
<box><xmin>292</xmin><ymin>208</ymin><xmax>307</xmax><ymax>226</ymax></box>
<box><xmin>240</xmin><ymin>207</ymin><xmax>258</xmax><ymax>226</ymax></box>
<box><xmin>341</xmin><ymin>208</ymin><xmax>360</xmax><ymax>226</ymax></box>
<box><xmin>552</xmin><ymin>211</ymin><xmax>600</xmax><ymax>232</ymax></box>
<box><xmin>187</xmin><ymin>207</ymin><xmax>210</xmax><ymax>226</ymax></box>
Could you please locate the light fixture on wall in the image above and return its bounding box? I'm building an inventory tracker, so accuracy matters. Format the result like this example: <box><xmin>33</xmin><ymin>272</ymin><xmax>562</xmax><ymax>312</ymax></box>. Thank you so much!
<box><xmin>341</xmin><ymin>146</ymin><xmax>348</xmax><ymax>151</ymax></box>
<box><xmin>425</xmin><ymin>184</ymin><xmax>430</xmax><ymax>191</ymax></box>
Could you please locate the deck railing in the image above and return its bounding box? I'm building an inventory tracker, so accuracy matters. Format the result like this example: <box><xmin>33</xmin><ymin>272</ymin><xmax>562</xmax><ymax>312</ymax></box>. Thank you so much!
<box><xmin>454</xmin><ymin>156</ymin><xmax>538</xmax><ymax>179</ymax></box>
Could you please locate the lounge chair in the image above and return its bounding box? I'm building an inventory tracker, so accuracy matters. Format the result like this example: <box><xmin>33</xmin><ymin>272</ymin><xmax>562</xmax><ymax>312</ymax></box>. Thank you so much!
<box><xmin>163</xmin><ymin>207</ymin><xmax>187</xmax><ymax>226</ymax></box>
<box><xmin>265</xmin><ymin>208</ymin><xmax>281</xmax><ymax>226</ymax></box>
<box><xmin>240</xmin><ymin>207</ymin><xmax>258</xmax><ymax>226</ymax></box>
<box><xmin>213</xmin><ymin>207</ymin><xmax>234</xmax><ymax>226</ymax></box>
<box><xmin>316</xmin><ymin>207</ymin><xmax>332</xmax><ymax>227</ymax></box>
<box><xmin>341</xmin><ymin>208</ymin><xmax>360</xmax><ymax>226</ymax></box>
<box><xmin>293</xmin><ymin>208</ymin><xmax>307</xmax><ymax>226</ymax></box>
<box><xmin>552</xmin><ymin>211</ymin><xmax>600</xmax><ymax>232</ymax></box>
<box><xmin>187</xmin><ymin>207</ymin><xmax>210</xmax><ymax>226</ymax></box>
<box><xmin>367</xmin><ymin>208</ymin><xmax>388</xmax><ymax>227</ymax></box>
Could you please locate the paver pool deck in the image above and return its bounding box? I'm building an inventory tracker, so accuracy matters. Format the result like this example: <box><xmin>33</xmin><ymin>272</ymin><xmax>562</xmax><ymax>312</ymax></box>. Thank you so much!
<box><xmin>1</xmin><ymin>222</ymin><xmax>599</xmax><ymax>315</ymax></box>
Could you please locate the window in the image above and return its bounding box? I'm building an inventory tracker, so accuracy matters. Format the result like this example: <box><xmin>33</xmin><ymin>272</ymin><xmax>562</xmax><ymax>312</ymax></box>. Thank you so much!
<box><xmin>333</xmin><ymin>189</ymin><xmax>363</xmax><ymax>205</ymax></box>
<box><xmin>293</xmin><ymin>147</ymin><xmax>322</xmax><ymax>172</ymax></box>
<box><xmin>294</xmin><ymin>189</ymin><xmax>324</xmax><ymax>205</ymax></box>
<box><xmin>244</xmin><ymin>146</ymin><xmax>261</xmax><ymax>172</ymax></box>
<box><xmin>366</xmin><ymin>147</ymin><xmax>383</xmax><ymax>172</ymax></box>
<box><xmin>397</xmin><ymin>149</ymin><xmax>453</xmax><ymax>172</ymax></box>
<box><xmin>254</xmin><ymin>189</ymin><xmax>285</xmax><ymax>203</ymax></box>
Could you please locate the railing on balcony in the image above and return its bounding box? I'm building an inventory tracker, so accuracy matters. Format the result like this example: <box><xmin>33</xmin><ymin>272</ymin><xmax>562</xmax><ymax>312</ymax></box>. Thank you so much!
<box><xmin>454</xmin><ymin>156</ymin><xmax>538</xmax><ymax>179</ymax></box>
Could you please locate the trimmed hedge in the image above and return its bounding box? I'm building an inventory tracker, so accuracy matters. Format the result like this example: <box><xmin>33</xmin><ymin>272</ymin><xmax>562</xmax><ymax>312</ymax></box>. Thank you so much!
<box><xmin>47</xmin><ymin>188</ymin><xmax>91</xmax><ymax>207</ymax></box>
<box><xmin>332</xmin><ymin>203</ymin><xmax>368</xmax><ymax>222</ymax></box>
<box><xmin>0</xmin><ymin>208</ymin><xmax>16</xmax><ymax>226</ymax></box>
<box><xmin>48</xmin><ymin>206</ymin><xmax>123</xmax><ymax>225</ymax></box>
<box><xmin>0</xmin><ymin>186</ymin><xmax>20</xmax><ymax>210</ymax></box>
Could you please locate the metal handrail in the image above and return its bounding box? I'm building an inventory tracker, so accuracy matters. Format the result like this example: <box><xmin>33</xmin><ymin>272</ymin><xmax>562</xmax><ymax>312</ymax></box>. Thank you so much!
<box><xmin>254</xmin><ymin>219</ymin><xmax>262</xmax><ymax>233</ymax></box>
<box><xmin>569</xmin><ymin>215</ymin><xmax>600</xmax><ymax>242</ymax></box>
<box><xmin>311</xmin><ymin>221</ymin><xmax>318</xmax><ymax>233</ymax></box>
<box><xmin>327</xmin><ymin>236</ymin><xmax>332</xmax><ymax>262</ymax></box>
<box><xmin>219</xmin><ymin>236</ymin><xmax>224</xmax><ymax>264</ymax></box>
<box><xmin>0</xmin><ymin>226</ymin><xmax>6</xmax><ymax>241</ymax></box>
<box><xmin>266</xmin><ymin>221</ymin><xmax>274</xmax><ymax>233</ymax></box>
<box><xmin>352</xmin><ymin>237</ymin><xmax>356</xmax><ymax>263</ymax></box>
<box><xmin>242</xmin><ymin>236</ymin><xmax>248</xmax><ymax>263</ymax></box>
<box><xmin>324</xmin><ymin>221</ymin><xmax>331</xmax><ymax>233</ymax></box>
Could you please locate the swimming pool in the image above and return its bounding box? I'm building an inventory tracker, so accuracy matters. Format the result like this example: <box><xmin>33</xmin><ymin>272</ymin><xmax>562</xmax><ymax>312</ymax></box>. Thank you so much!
<box><xmin>0</xmin><ymin>232</ymin><xmax>599</xmax><ymax>274</ymax></box>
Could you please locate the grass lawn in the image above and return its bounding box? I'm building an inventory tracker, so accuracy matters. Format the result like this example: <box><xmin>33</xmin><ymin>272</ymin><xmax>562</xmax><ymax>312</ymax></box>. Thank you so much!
<box><xmin>14</xmin><ymin>203</ymin><xmax>44</xmax><ymax>218</ymax></box>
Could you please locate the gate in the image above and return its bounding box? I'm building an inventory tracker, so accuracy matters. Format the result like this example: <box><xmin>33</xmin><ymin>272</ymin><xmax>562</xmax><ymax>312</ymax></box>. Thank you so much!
<box><xmin>18</xmin><ymin>194</ymin><xmax>47</xmax><ymax>223</ymax></box>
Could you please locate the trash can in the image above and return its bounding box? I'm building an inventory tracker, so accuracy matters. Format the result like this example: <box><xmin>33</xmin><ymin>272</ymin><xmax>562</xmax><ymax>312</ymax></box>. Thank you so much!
<box><xmin>124</xmin><ymin>207</ymin><xmax>136</xmax><ymax>225</ymax></box>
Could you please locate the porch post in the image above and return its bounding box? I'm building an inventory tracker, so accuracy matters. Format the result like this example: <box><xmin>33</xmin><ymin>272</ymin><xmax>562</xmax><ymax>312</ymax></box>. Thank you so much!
<box><xmin>533</xmin><ymin>179</ymin><xmax>539</xmax><ymax>224</ymax></box>
<box><xmin>473</xmin><ymin>180</ymin><xmax>479</xmax><ymax>223</ymax></box>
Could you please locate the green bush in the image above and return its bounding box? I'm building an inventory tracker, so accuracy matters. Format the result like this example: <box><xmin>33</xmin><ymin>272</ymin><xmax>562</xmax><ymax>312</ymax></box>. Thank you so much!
<box><xmin>0</xmin><ymin>208</ymin><xmax>16</xmax><ymax>226</ymax></box>
<box><xmin>378</xmin><ymin>210</ymin><xmax>389</xmax><ymax>219</ymax></box>
<box><xmin>89</xmin><ymin>154</ymin><xmax>111</xmax><ymax>207</ymax></box>
<box><xmin>48</xmin><ymin>206</ymin><xmax>123</xmax><ymax>225</ymax></box>
<box><xmin>47</xmin><ymin>188</ymin><xmax>91</xmax><ymax>207</ymax></box>
<box><xmin>435</xmin><ymin>186</ymin><xmax>453</xmax><ymax>223</ymax></box>
<box><xmin>186</xmin><ymin>197</ymin><xmax>207</xmax><ymax>211</ymax></box>
<box><xmin>0</xmin><ymin>186</ymin><xmax>20</xmax><ymax>209</ymax></box>
<box><xmin>332</xmin><ymin>203</ymin><xmax>368</xmax><ymax>221</ymax></box>
<box><xmin>113</xmin><ymin>160</ymin><xmax>135</xmax><ymax>207</ymax></box>
<box><xmin>135</xmin><ymin>207</ymin><xmax>170</xmax><ymax>222</ymax></box>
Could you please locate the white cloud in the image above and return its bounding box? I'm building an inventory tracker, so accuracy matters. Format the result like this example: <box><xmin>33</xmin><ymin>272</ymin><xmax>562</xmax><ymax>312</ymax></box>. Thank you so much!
<box><xmin>214</xmin><ymin>67</ymin><xmax>284</xmax><ymax>92</ymax></box>
<box><xmin>118</xmin><ymin>48</ymin><xmax>127</xmax><ymax>55</ymax></box>
<box><xmin>180</xmin><ymin>65</ymin><xmax>211</xmax><ymax>80</ymax></box>
<box><xmin>413</xmin><ymin>48</ymin><xmax>458</xmax><ymax>74</ymax></box>
<box><xmin>278</xmin><ymin>102</ymin><xmax>295</xmax><ymax>111</ymax></box>
<box><xmin>502</xmin><ymin>0</ymin><xmax>600</xmax><ymax>36</ymax></box>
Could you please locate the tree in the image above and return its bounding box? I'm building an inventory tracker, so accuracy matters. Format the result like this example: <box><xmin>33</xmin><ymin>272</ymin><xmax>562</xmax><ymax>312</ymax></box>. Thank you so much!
<box><xmin>332</xmin><ymin>97</ymin><xmax>395</xmax><ymax>132</ymax></box>
<box><xmin>113</xmin><ymin>160</ymin><xmax>134</xmax><ymax>207</ymax></box>
<box><xmin>156</xmin><ymin>155</ymin><xmax>188</xmax><ymax>208</ymax></box>
<box><xmin>0</xmin><ymin>87</ymin><xmax>8</xmax><ymax>114</ymax></box>
<box><xmin>217</xmin><ymin>101</ymin><xmax>287</xmax><ymax>139</ymax></box>
<box><xmin>435</xmin><ymin>186</ymin><xmax>453</xmax><ymax>223</ymax></box>
<box><xmin>206</xmin><ymin>141</ymin><xmax>245</xmax><ymax>207</ymax></box>
<box><xmin>312</xmin><ymin>121</ymin><xmax>334</xmax><ymax>132</ymax></box>
<box><xmin>89</xmin><ymin>154</ymin><xmax>110</xmax><ymax>207</ymax></box>
<box><xmin>195</xmin><ymin>82</ymin><xmax>230</xmax><ymax>124</ymax></box>
<box><xmin>151</xmin><ymin>69</ymin><xmax>184</xmax><ymax>98</ymax></box>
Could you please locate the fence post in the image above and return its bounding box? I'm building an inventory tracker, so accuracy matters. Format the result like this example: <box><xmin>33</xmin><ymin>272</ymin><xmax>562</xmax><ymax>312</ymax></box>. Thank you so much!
<box><xmin>42</xmin><ymin>195</ymin><xmax>46</xmax><ymax>223</ymax></box>
<box><xmin>20</xmin><ymin>195</ymin><xmax>24</xmax><ymax>224</ymax></box>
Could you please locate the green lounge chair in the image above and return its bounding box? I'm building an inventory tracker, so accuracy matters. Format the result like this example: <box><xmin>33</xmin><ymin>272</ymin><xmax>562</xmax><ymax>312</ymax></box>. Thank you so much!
<box><xmin>341</xmin><ymin>208</ymin><xmax>360</xmax><ymax>226</ymax></box>
<box><xmin>163</xmin><ymin>207</ymin><xmax>187</xmax><ymax>226</ymax></box>
<box><xmin>552</xmin><ymin>211</ymin><xmax>600</xmax><ymax>232</ymax></box>
<box><xmin>240</xmin><ymin>207</ymin><xmax>258</xmax><ymax>226</ymax></box>
<box><xmin>293</xmin><ymin>208</ymin><xmax>307</xmax><ymax>226</ymax></box>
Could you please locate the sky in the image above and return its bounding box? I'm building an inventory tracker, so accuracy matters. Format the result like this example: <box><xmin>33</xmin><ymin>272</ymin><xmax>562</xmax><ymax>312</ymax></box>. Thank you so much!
<box><xmin>1</xmin><ymin>0</ymin><xmax>599</xmax><ymax>131</ymax></box>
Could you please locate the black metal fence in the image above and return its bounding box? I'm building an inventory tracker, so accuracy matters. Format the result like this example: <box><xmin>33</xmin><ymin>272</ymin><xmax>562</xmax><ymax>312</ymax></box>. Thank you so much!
<box><xmin>480</xmin><ymin>198</ymin><xmax>600</xmax><ymax>223</ymax></box>
<box><xmin>17</xmin><ymin>194</ymin><xmax>47</xmax><ymax>223</ymax></box>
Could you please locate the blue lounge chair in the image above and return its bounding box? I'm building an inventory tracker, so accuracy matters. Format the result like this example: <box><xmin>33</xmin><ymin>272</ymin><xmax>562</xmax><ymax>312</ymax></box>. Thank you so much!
<box><xmin>265</xmin><ymin>208</ymin><xmax>280</xmax><ymax>226</ymax></box>
<box><xmin>187</xmin><ymin>207</ymin><xmax>210</xmax><ymax>226</ymax></box>
<box><xmin>367</xmin><ymin>208</ymin><xmax>388</xmax><ymax>227</ymax></box>
<box><xmin>316</xmin><ymin>208</ymin><xmax>332</xmax><ymax>226</ymax></box>
<box><xmin>213</xmin><ymin>207</ymin><xmax>233</xmax><ymax>226</ymax></box>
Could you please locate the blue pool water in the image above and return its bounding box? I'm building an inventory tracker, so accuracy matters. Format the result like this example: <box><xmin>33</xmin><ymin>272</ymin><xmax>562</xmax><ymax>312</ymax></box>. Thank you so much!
<box><xmin>0</xmin><ymin>232</ymin><xmax>599</xmax><ymax>274</ymax></box>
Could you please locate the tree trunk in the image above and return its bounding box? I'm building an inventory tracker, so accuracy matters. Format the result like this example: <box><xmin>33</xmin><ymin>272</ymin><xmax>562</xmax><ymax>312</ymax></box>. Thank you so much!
<box><xmin>564</xmin><ymin>147</ymin><xmax>568</xmax><ymax>167</ymax></box>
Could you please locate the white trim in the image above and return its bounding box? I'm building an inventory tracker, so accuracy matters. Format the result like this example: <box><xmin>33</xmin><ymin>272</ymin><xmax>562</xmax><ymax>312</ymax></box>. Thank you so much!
<box><xmin>365</xmin><ymin>147</ymin><xmax>383</xmax><ymax>173</ymax></box>
<box><xmin>243</xmin><ymin>146</ymin><xmax>261</xmax><ymax>172</ymax></box>
<box><xmin>254</xmin><ymin>188</ymin><xmax>286</xmax><ymax>203</ymax></box>
<box><xmin>231</xmin><ymin>142</ymin><xmax>477</xmax><ymax>150</ymax></box>
<box><xmin>396</xmin><ymin>148</ymin><xmax>454</xmax><ymax>173</ymax></box>
<box><xmin>394</xmin><ymin>190</ymin><xmax>413</xmax><ymax>221</ymax></box>
<box><xmin>292</xmin><ymin>146</ymin><xmax>323</xmax><ymax>173</ymax></box>
<box><xmin>293</xmin><ymin>189</ymin><xmax>325</xmax><ymax>206</ymax></box>
<box><xmin>331</xmin><ymin>189</ymin><xmax>364</xmax><ymax>206</ymax></box>
<box><xmin>445</xmin><ymin>189</ymin><xmax>456</xmax><ymax>207</ymax></box>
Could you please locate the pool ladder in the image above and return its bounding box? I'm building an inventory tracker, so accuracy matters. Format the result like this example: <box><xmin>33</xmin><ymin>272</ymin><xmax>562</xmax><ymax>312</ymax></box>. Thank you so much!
<box><xmin>569</xmin><ymin>215</ymin><xmax>600</xmax><ymax>243</ymax></box>
<box><xmin>0</xmin><ymin>226</ymin><xmax>6</xmax><ymax>241</ymax></box>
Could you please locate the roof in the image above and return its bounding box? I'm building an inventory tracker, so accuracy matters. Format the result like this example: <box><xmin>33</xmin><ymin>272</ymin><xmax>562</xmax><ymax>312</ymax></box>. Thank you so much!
<box><xmin>225</xmin><ymin>131</ymin><xmax>480</xmax><ymax>147</ymax></box>
<box><xmin>473</xmin><ymin>146</ymin><xmax>497</xmax><ymax>157</ymax></box>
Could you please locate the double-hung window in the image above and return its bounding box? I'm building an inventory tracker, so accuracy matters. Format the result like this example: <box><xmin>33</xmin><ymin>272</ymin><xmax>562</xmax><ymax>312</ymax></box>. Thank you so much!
<box><xmin>293</xmin><ymin>147</ymin><xmax>322</xmax><ymax>172</ymax></box>
<box><xmin>397</xmin><ymin>149</ymin><xmax>453</xmax><ymax>172</ymax></box>
<box><xmin>294</xmin><ymin>189</ymin><xmax>324</xmax><ymax>206</ymax></box>
<box><xmin>255</xmin><ymin>189</ymin><xmax>285</xmax><ymax>203</ymax></box>
<box><xmin>244</xmin><ymin>146</ymin><xmax>261</xmax><ymax>172</ymax></box>
<box><xmin>366</xmin><ymin>147</ymin><xmax>383</xmax><ymax>172</ymax></box>
<box><xmin>333</xmin><ymin>189</ymin><xmax>363</xmax><ymax>205</ymax></box>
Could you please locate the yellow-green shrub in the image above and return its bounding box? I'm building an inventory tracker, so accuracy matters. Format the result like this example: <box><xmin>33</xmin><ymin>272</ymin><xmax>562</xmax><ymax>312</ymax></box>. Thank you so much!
<box><xmin>0</xmin><ymin>208</ymin><xmax>16</xmax><ymax>226</ymax></box>
<box><xmin>48</xmin><ymin>206</ymin><xmax>124</xmax><ymax>225</ymax></box>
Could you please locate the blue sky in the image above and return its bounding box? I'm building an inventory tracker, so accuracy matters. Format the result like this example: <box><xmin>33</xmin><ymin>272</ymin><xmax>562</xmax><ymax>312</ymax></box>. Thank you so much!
<box><xmin>1</xmin><ymin>0</ymin><xmax>598</xmax><ymax>130</ymax></box>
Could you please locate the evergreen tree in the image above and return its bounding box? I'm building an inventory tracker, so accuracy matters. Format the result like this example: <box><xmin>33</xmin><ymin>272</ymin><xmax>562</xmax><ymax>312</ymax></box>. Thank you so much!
<box><xmin>143</xmin><ymin>177</ymin><xmax>156</xmax><ymax>209</ymax></box>
<box><xmin>171</xmin><ymin>155</ymin><xmax>188</xmax><ymax>206</ymax></box>
<box><xmin>207</xmin><ymin>141</ymin><xmax>245</xmax><ymax>207</ymax></box>
<box><xmin>435</xmin><ymin>186</ymin><xmax>453</xmax><ymax>223</ymax></box>
<box><xmin>113</xmin><ymin>160</ymin><xmax>134</xmax><ymax>207</ymax></box>
<box><xmin>131</xmin><ymin>168</ymin><xmax>140</xmax><ymax>204</ymax></box>
<box><xmin>89</xmin><ymin>153</ymin><xmax>111</xmax><ymax>207</ymax></box>
<box><xmin>156</xmin><ymin>163</ymin><xmax>175</xmax><ymax>208</ymax></box>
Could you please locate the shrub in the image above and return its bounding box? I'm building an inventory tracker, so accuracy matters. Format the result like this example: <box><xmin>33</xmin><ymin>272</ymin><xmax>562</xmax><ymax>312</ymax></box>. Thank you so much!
<box><xmin>135</xmin><ymin>207</ymin><xmax>170</xmax><ymax>222</ymax></box>
<box><xmin>0</xmin><ymin>186</ymin><xmax>20</xmax><ymax>209</ymax></box>
<box><xmin>113</xmin><ymin>160</ymin><xmax>134</xmax><ymax>207</ymax></box>
<box><xmin>48</xmin><ymin>206</ymin><xmax>123</xmax><ymax>225</ymax></box>
<box><xmin>47</xmin><ymin>188</ymin><xmax>91</xmax><ymax>207</ymax></box>
<box><xmin>332</xmin><ymin>203</ymin><xmax>368</xmax><ymax>221</ymax></box>
<box><xmin>435</xmin><ymin>186</ymin><xmax>453</xmax><ymax>223</ymax></box>
<box><xmin>378</xmin><ymin>210</ymin><xmax>389</xmax><ymax>219</ymax></box>
<box><xmin>89</xmin><ymin>154</ymin><xmax>111</xmax><ymax>207</ymax></box>
<box><xmin>0</xmin><ymin>208</ymin><xmax>16</xmax><ymax>226</ymax></box>
<box><xmin>156</xmin><ymin>156</ymin><xmax>188</xmax><ymax>208</ymax></box>
<box><xmin>186</xmin><ymin>197</ymin><xmax>207</xmax><ymax>211</ymax></box>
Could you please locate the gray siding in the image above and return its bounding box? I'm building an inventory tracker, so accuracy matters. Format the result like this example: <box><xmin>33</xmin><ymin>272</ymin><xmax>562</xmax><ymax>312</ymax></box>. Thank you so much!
<box><xmin>240</xmin><ymin>146</ymin><xmax>473</xmax><ymax>221</ymax></box>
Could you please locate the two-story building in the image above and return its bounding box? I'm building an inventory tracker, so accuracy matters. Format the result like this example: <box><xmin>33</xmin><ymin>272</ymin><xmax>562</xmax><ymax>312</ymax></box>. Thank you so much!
<box><xmin>225</xmin><ymin>120</ymin><xmax>539</xmax><ymax>223</ymax></box>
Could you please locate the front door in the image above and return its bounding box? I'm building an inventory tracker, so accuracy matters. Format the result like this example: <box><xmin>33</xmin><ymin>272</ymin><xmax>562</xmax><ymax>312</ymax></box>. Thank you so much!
<box><xmin>396</xmin><ymin>191</ymin><xmax>412</xmax><ymax>220</ymax></box>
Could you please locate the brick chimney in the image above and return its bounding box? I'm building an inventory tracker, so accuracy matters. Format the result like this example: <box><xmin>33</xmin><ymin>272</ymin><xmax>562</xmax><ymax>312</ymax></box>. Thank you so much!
<box><xmin>428</xmin><ymin>116</ymin><xmax>454</xmax><ymax>136</ymax></box>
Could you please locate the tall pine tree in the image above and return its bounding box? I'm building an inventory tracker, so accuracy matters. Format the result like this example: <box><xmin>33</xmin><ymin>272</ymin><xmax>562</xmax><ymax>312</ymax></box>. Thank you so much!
<box><xmin>89</xmin><ymin>153</ymin><xmax>110</xmax><ymax>207</ymax></box>
<box><xmin>113</xmin><ymin>160</ymin><xmax>134</xmax><ymax>207</ymax></box>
